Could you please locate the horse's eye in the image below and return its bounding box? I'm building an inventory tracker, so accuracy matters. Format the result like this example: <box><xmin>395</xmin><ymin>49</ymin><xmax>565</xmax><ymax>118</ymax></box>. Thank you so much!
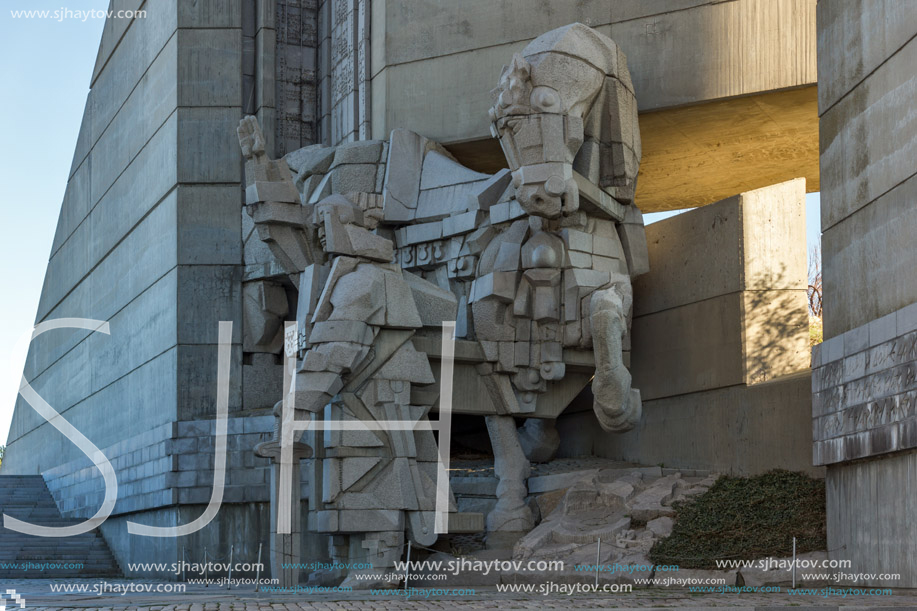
<box><xmin>531</xmin><ymin>86</ymin><xmax>560</xmax><ymax>112</ymax></box>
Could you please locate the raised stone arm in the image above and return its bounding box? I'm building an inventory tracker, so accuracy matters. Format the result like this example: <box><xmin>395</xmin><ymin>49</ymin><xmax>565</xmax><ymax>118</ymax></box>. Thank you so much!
<box><xmin>590</xmin><ymin>276</ymin><xmax>641</xmax><ymax>432</ymax></box>
<box><xmin>237</xmin><ymin>115</ymin><xmax>267</xmax><ymax>163</ymax></box>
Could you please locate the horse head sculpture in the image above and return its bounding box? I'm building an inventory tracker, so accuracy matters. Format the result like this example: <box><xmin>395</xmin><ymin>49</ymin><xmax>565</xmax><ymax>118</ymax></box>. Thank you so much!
<box><xmin>490</xmin><ymin>23</ymin><xmax>641</xmax><ymax>218</ymax></box>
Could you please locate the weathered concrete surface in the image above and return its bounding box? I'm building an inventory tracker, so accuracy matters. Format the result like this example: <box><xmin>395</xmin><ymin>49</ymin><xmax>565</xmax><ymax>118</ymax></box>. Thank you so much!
<box><xmin>637</xmin><ymin>86</ymin><xmax>819</xmax><ymax>211</ymax></box>
<box><xmin>815</xmin><ymin>2</ymin><xmax>917</xmax><ymax>588</ymax></box>
<box><xmin>371</xmin><ymin>0</ymin><xmax>816</xmax><ymax>125</ymax></box>
<box><xmin>816</xmin><ymin>0</ymin><xmax>917</xmax><ymax>120</ymax></box>
<box><xmin>510</xmin><ymin>469</ymin><xmax>717</xmax><ymax>584</ymax></box>
<box><xmin>4</xmin><ymin>412</ymin><xmax>319</xmax><ymax>580</ymax></box>
<box><xmin>2</xmin><ymin>2</ymin><xmax>245</xmax><ymax>573</ymax></box>
<box><xmin>631</xmin><ymin>179</ymin><xmax>810</xmax><ymax>400</ymax></box>
<box><xmin>822</xmin><ymin>169</ymin><xmax>917</xmax><ymax>339</ymax></box>
<box><xmin>559</xmin><ymin>372</ymin><xmax>818</xmax><ymax>476</ymax></box>
<box><xmin>372</xmin><ymin>0</ymin><xmax>818</xmax><ymax>211</ymax></box>
<box><xmin>452</xmin><ymin>85</ymin><xmax>819</xmax><ymax>213</ymax></box>
<box><xmin>628</xmin><ymin>182</ymin><xmax>806</xmax><ymax>315</ymax></box>
<box><xmin>812</xmin><ymin>301</ymin><xmax>917</xmax><ymax>467</ymax></box>
<box><xmin>0</xmin><ymin>0</ymin><xmax>840</xmax><ymax>584</ymax></box>
<box><xmin>826</xmin><ymin>448</ymin><xmax>917</xmax><ymax>588</ymax></box>
<box><xmin>818</xmin><ymin>1</ymin><xmax>917</xmax><ymax>338</ymax></box>
<box><xmin>100</xmin><ymin>503</ymin><xmax>277</xmax><ymax>581</ymax></box>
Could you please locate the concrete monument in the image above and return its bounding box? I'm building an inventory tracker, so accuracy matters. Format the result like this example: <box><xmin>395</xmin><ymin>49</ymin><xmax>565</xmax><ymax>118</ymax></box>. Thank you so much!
<box><xmin>239</xmin><ymin>23</ymin><xmax>648</xmax><ymax>585</ymax></box>
<box><xmin>2</xmin><ymin>0</ymin><xmax>835</xmax><ymax>587</ymax></box>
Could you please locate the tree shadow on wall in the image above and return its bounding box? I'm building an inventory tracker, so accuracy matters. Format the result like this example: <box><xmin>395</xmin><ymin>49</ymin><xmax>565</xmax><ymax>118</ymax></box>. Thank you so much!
<box><xmin>743</xmin><ymin>262</ymin><xmax>810</xmax><ymax>384</ymax></box>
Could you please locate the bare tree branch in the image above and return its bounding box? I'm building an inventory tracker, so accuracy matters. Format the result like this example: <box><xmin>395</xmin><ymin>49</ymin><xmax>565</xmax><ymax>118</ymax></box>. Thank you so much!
<box><xmin>808</xmin><ymin>240</ymin><xmax>822</xmax><ymax>319</ymax></box>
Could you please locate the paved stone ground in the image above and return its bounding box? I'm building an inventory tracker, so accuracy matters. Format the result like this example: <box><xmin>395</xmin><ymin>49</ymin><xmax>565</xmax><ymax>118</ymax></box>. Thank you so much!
<box><xmin>3</xmin><ymin>579</ymin><xmax>916</xmax><ymax>610</ymax></box>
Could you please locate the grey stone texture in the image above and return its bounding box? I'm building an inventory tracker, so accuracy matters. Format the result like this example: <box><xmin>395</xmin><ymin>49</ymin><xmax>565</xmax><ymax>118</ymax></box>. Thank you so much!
<box><xmin>812</xmin><ymin>301</ymin><xmax>917</xmax><ymax>466</ymax></box>
<box><xmin>560</xmin><ymin>372</ymin><xmax>820</xmax><ymax>477</ymax></box>
<box><xmin>817</xmin><ymin>1</ymin><xmax>917</xmax><ymax>338</ymax></box>
<box><xmin>5</xmin><ymin>0</ymin><xmax>257</xmax><ymax>460</ymax></box>
<box><xmin>826</xmin><ymin>449</ymin><xmax>917</xmax><ymax>588</ymax></box>
<box><xmin>37</xmin><ymin>416</ymin><xmax>279</xmax><ymax>519</ymax></box>
<box><xmin>23</xmin><ymin>413</ymin><xmax>299</xmax><ymax>579</ymax></box>
<box><xmin>0</xmin><ymin>0</ymin><xmax>853</xmax><ymax>588</ymax></box>
<box><xmin>1</xmin><ymin>0</ymin><xmax>276</xmax><ymax>578</ymax></box>
<box><xmin>318</xmin><ymin>0</ymin><xmax>371</xmax><ymax>145</ymax></box>
<box><xmin>814</xmin><ymin>1</ymin><xmax>917</xmax><ymax>588</ymax></box>
<box><xmin>241</xmin><ymin>191</ymin><xmax>447</xmax><ymax>584</ymax></box>
<box><xmin>485</xmin><ymin>415</ymin><xmax>534</xmax><ymax>541</ymax></box>
<box><xmin>517</xmin><ymin>418</ymin><xmax>560</xmax><ymax>463</ymax></box>
<box><xmin>370</xmin><ymin>0</ymin><xmax>816</xmax><ymax>140</ymax></box>
<box><xmin>272</xmin><ymin>0</ymin><xmax>319</xmax><ymax>155</ymax></box>
<box><xmin>232</xmin><ymin>23</ymin><xmax>652</xmax><ymax>575</ymax></box>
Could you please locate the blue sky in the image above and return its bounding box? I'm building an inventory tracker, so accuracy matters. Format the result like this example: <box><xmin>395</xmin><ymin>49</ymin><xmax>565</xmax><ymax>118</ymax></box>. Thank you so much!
<box><xmin>0</xmin><ymin>1</ymin><xmax>822</xmax><ymax>446</ymax></box>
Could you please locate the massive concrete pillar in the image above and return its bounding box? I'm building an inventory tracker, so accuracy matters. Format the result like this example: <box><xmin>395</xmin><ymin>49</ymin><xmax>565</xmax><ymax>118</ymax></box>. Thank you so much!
<box><xmin>812</xmin><ymin>0</ymin><xmax>917</xmax><ymax>587</ymax></box>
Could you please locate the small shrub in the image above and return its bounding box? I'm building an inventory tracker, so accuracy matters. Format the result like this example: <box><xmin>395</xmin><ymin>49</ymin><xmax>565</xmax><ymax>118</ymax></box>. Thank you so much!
<box><xmin>649</xmin><ymin>470</ymin><xmax>826</xmax><ymax>569</ymax></box>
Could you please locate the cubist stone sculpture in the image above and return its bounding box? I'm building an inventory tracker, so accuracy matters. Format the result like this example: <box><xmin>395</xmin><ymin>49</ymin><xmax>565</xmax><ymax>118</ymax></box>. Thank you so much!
<box><xmin>237</xmin><ymin>22</ymin><xmax>648</xmax><ymax>587</ymax></box>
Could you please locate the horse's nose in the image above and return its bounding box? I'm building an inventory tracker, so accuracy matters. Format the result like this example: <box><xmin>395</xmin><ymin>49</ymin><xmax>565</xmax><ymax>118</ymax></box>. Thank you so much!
<box><xmin>516</xmin><ymin>182</ymin><xmax>563</xmax><ymax>219</ymax></box>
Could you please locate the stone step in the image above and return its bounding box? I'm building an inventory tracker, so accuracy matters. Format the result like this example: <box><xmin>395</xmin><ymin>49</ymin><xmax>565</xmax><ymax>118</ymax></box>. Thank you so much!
<box><xmin>446</xmin><ymin>512</ymin><xmax>485</xmax><ymax>533</ymax></box>
<box><xmin>1</xmin><ymin>546</ymin><xmax>112</xmax><ymax>555</ymax></box>
<box><xmin>450</xmin><ymin>476</ymin><xmax>498</xmax><ymax>497</ymax></box>
<box><xmin>0</xmin><ymin>475</ymin><xmax>121</xmax><ymax>578</ymax></box>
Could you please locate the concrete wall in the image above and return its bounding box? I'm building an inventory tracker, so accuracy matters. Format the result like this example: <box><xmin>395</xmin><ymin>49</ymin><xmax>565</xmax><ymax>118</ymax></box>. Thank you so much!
<box><xmin>6</xmin><ymin>2</ymin><xmax>184</xmax><ymax>473</ymax></box>
<box><xmin>825</xmin><ymin>449</ymin><xmax>917</xmax><ymax>588</ymax></box>
<box><xmin>812</xmin><ymin>302</ymin><xmax>917</xmax><ymax>468</ymax></box>
<box><xmin>815</xmin><ymin>1</ymin><xmax>917</xmax><ymax>586</ymax></box>
<box><xmin>265</xmin><ymin>0</ymin><xmax>319</xmax><ymax>156</ymax></box>
<box><xmin>370</xmin><ymin>0</ymin><xmax>817</xmax><ymax>139</ymax></box>
<box><xmin>370</xmin><ymin>0</ymin><xmax>819</xmax><ymax>211</ymax></box>
<box><xmin>559</xmin><ymin>372</ymin><xmax>818</xmax><ymax>475</ymax></box>
<box><xmin>632</xmin><ymin>179</ymin><xmax>810</xmax><ymax>399</ymax></box>
<box><xmin>818</xmin><ymin>0</ymin><xmax>917</xmax><ymax>339</ymax></box>
<box><xmin>0</xmin><ymin>1</ymin><xmax>331</xmax><ymax>576</ymax></box>
<box><xmin>100</xmin><ymin>502</ymin><xmax>327</xmax><ymax>580</ymax></box>
<box><xmin>0</xmin><ymin>0</ymin><xmax>834</xmax><ymax>575</ymax></box>
<box><xmin>559</xmin><ymin>179</ymin><xmax>816</xmax><ymax>475</ymax></box>
<box><xmin>0</xmin><ymin>2</ymin><xmax>253</xmax><ymax>573</ymax></box>
<box><xmin>37</xmin><ymin>414</ymin><xmax>316</xmax><ymax>579</ymax></box>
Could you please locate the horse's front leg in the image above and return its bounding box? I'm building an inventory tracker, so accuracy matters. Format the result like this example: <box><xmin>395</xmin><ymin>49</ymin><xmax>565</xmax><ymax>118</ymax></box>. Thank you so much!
<box><xmin>590</xmin><ymin>281</ymin><xmax>642</xmax><ymax>432</ymax></box>
<box><xmin>484</xmin><ymin>413</ymin><xmax>535</xmax><ymax>548</ymax></box>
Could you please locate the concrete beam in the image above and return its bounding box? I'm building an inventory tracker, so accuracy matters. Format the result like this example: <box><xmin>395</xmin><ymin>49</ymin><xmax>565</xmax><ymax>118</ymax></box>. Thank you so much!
<box><xmin>446</xmin><ymin>86</ymin><xmax>819</xmax><ymax>213</ymax></box>
<box><xmin>372</xmin><ymin>0</ymin><xmax>818</xmax><ymax>211</ymax></box>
